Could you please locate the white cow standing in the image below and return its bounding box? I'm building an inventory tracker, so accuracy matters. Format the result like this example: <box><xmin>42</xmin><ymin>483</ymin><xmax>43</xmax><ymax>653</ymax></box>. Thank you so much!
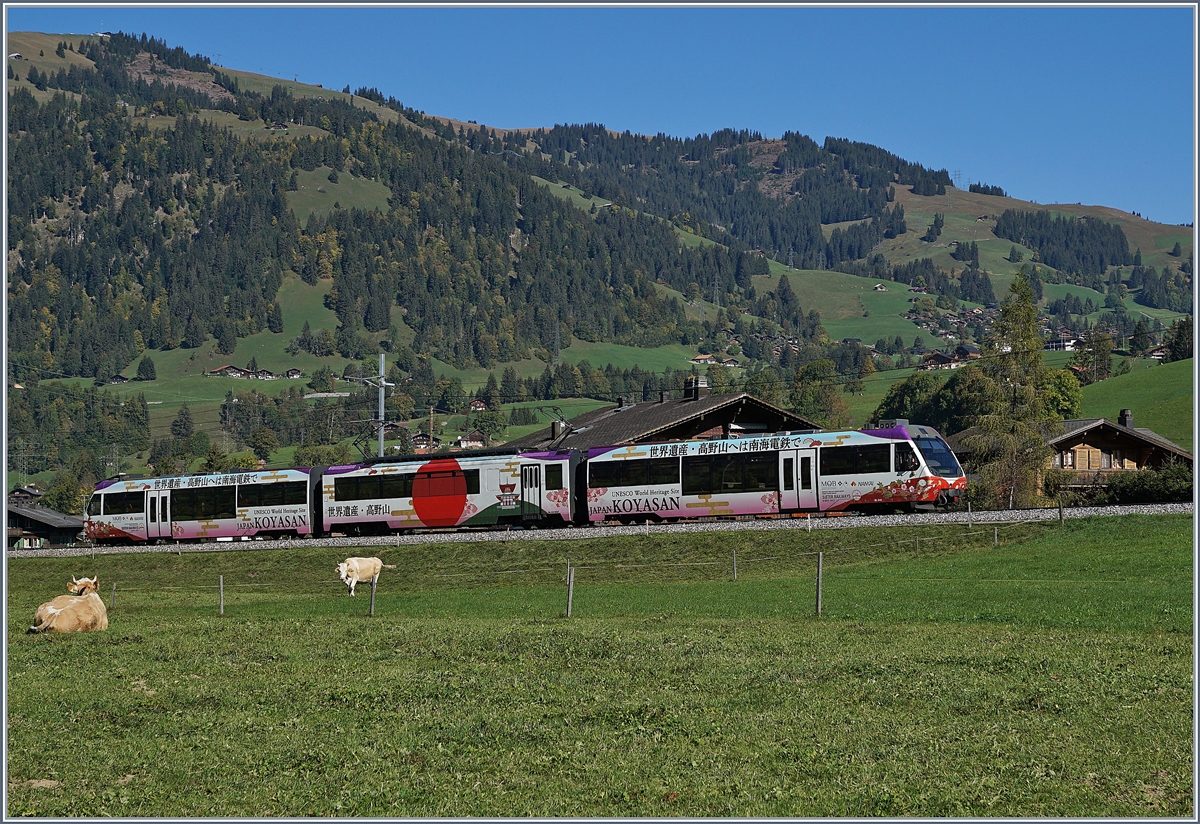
<box><xmin>336</xmin><ymin>557</ymin><xmax>397</xmax><ymax>597</ymax></box>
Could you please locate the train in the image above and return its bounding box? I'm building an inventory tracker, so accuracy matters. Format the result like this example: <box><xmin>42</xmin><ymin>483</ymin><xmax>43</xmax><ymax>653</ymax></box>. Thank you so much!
<box><xmin>83</xmin><ymin>422</ymin><xmax>967</xmax><ymax>544</ymax></box>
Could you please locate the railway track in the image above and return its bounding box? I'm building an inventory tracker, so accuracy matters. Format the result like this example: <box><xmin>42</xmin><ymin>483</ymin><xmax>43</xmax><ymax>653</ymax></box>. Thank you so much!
<box><xmin>10</xmin><ymin>503</ymin><xmax>1192</xmax><ymax>559</ymax></box>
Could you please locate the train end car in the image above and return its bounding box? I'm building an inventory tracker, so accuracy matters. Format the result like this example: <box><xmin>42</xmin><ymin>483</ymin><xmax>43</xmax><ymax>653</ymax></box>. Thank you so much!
<box><xmin>84</xmin><ymin>468</ymin><xmax>315</xmax><ymax>544</ymax></box>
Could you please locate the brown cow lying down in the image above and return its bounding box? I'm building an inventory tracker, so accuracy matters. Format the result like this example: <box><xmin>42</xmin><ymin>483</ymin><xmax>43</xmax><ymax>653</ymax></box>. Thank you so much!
<box><xmin>336</xmin><ymin>557</ymin><xmax>397</xmax><ymax>597</ymax></box>
<box><xmin>29</xmin><ymin>576</ymin><xmax>109</xmax><ymax>634</ymax></box>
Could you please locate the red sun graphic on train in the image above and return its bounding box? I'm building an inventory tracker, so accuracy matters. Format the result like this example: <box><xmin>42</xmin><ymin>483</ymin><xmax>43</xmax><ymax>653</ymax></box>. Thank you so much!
<box><xmin>411</xmin><ymin>458</ymin><xmax>469</xmax><ymax>527</ymax></box>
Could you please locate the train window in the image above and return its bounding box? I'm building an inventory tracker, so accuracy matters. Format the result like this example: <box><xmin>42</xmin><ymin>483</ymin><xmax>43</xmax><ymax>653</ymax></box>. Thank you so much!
<box><xmin>379</xmin><ymin>474</ymin><xmax>414</xmax><ymax>499</ymax></box>
<box><xmin>86</xmin><ymin>496</ymin><xmax>101</xmax><ymax>516</ymax></box>
<box><xmin>914</xmin><ymin>437</ymin><xmax>964</xmax><ymax>478</ymax></box>
<box><xmin>103</xmin><ymin>491</ymin><xmax>144</xmax><ymax>515</ymax></box>
<box><xmin>238</xmin><ymin>484</ymin><xmax>262</xmax><ymax>508</ymax></box>
<box><xmin>743</xmin><ymin>452</ymin><xmax>774</xmax><ymax>491</ymax></box>
<box><xmin>334</xmin><ymin>477</ymin><xmax>367</xmax><ymax>501</ymax></box>
<box><xmin>283</xmin><ymin>482</ymin><xmax>307</xmax><ymax>506</ymax></box>
<box><xmin>857</xmin><ymin>444</ymin><xmax>891</xmax><ymax>474</ymax></box>
<box><xmin>545</xmin><ymin>465</ymin><xmax>563</xmax><ymax>491</ymax></box>
<box><xmin>895</xmin><ymin>443</ymin><xmax>920</xmax><ymax>472</ymax></box>
<box><xmin>681</xmin><ymin>456</ymin><xmax>711</xmax><ymax>495</ymax></box>
<box><xmin>589</xmin><ymin>461</ymin><xmax>646</xmax><ymax>488</ymax></box>
<box><xmin>412</xmin><ymin>470</ymin><xmax>474</xmax><ymax>497</ymax></box>
<box><xmin>172</xmin><ymin>486</ymin><xmax>235</xmax><ymax>520</ymax></box>
<box><xmin>588</xmin><ymin>462</ymin><xmax>622</xmax><ymax>489</ymax></box>
<box><xmin>783</xmin><ymin>458</ymin><xmax>794</xmax><ymax>491</ymax></box>
<box><xmin>819</xmin><ymin>446</ymin><xmax>855</xmax><ymax>476</ymax></box>
<box><xmin>148</xmin><ymin>497</ymin><xmax>156</xmax><ymax>522</ymax></box>
<box><xmin>800</xmin><ymin>456</ymin><xmax>812</xmax><ymax>490</ymax></box>
<box><xmin>646</xmin><ymin>458</ymin><xmax>679</xmax><ymax>486</ymax></box>
<box><xmin>246</xmin><ymin>481</ymin><xmax>308</xmax><ymax>506</ymax></box>
<box><xmin>713</xmin><ymin>455</ymin><xmax>742</xmax><ymax>491</ymax></box>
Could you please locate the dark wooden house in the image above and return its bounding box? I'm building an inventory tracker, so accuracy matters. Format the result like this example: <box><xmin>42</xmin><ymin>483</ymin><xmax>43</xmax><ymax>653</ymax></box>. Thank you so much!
<box><xmin>7</xmin><ymin>504</ymin><xmax>84</xmax><ymax>548</ymax></box>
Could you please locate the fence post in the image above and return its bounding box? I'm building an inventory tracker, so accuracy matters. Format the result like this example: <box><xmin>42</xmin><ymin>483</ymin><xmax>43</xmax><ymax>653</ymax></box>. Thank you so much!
<box><xmin>967</xmin><ymin>501</ymin><xmax>972</xmax><ymax>528</ymax></box>
<box><xmin>219</xmin><ymin>575</ymin><xmax>224</xmax><ymax>616</ymax></box>
<box><xmin>994</xmin><ymin>526</ymin><xmax>998</xmax><ymax>547</ymax></box>
<box><xmin>807</xmin><ymin>514</ymin><xmax>812</xmax><ymax>533</ymax></box>
<box><xmin>369</xmin><ymin>575</ymin><xmax>377</xmax><ymax>617</ymax></box>
<box><xmin>1058</xmin><ymin>497</ymin><xmax>1064</xmax><ymax>526</ymax></box>
<box><xmin>565</xmin><ymin>566</ymin><xmax>575</xmax><ymax>618</ymax></box>
<box><xmin>914</xmin><ymin>536</ymin><xmax>918</xmax><ymax>554</ymax></box>
<box><xmin>815</xmin><ymin>552</ymin><xmax>823</xmax><ymax>617</ymax></box>
<box><xmin>733</xmin><ymin>549</ymin><xmax>738</xmax><ymax>581</ymax></box>
<box><xmin>110</xmin><ymin>582</ymin><xmax>116</xmax><ymax>610</ymax></box>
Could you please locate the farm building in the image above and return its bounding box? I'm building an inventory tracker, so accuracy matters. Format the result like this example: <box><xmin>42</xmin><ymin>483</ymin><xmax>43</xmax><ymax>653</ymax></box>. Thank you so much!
<box><xmin>947</xmin><ymin>408</ymin><xmax>1192</xmax><ymax>493</ymax></box>
<box><xmin>1046</xmin><ymin>409</ymin><xmax>1192</xmax><ymax>488</ymax></box>
<box><xmin>411</xmin><ymin>432</ymin><xmax>443</xmax><ymax>452</ymax></box>
<box><xmin>7</xmin><ymin>503</ymin><xmax>84</xmax><ymax>548</ymax></box>
<box><xmin>7</xmin><ymin>485</ymin><xmax>44</xmax><ymax>506</ymax></box>
<box><xmin>455</xmin><ymin>429</ymin><xmax>489</xmax><ymax>449</ymax></box>
<box><xmin>507</xmin><ymin>376</ymin><xmax>819</xmax><ymax>451</ymax></box>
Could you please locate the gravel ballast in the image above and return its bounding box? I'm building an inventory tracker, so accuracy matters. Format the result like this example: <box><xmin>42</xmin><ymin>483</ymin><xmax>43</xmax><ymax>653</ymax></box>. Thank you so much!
<box><xmin>9</xmin><ymin>503</ymin><xmax>1193</xmax><ymax>559</ymax></box>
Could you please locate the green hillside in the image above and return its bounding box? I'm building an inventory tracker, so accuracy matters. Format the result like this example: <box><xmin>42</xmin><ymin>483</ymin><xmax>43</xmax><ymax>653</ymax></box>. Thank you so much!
<box><xmin>7</xmin><ymin>30</ymin><xmax>1192</xmax><ymax>492</ymax></box>
<box><xmin>1079</xmin><ymin>358</ymin><xmax>1193</xmax><ymax>453</ymax></box>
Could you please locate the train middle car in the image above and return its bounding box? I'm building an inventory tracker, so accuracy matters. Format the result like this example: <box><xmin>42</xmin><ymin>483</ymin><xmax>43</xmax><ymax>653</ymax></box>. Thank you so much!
<box><xmin>319</xmin><ymin>448</ymin><xmax>580</xmax><ymax>534</ymax></box>
<box><xmin>583</xmin><ymin>423</ymin><xmax>966</xmax><ymax>522</ymax></box>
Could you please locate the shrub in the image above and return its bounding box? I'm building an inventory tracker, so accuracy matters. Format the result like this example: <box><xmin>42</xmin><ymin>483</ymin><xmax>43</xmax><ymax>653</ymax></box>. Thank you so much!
<box><xmin>1102</xmin><ymin>463</ymin><xmax>1193</xmax><ymax>505</ymax></box>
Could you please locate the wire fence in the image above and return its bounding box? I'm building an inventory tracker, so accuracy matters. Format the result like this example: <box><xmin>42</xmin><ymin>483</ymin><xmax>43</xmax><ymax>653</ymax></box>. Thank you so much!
<box><xmin>77</xmin><ymin>515</ymin><xmax>1069</xmax><ymax>620</ymax></box>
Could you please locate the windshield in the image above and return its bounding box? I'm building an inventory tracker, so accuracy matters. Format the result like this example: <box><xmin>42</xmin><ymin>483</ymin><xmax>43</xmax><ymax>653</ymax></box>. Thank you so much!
<box><xmin>913</xmin><ymin>437</ymin><xmax>963</xmax><ymax>478</ymax></box>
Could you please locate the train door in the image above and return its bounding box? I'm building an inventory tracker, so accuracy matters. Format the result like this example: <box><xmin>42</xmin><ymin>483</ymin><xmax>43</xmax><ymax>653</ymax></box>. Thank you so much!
<box><xmin>520</xmin><ymin>464</ymin><xmax>543</xmax><ymax>521</ymax></box>
<box><xmin>778</xmin><ymin>450</ymin><xmax>799</xmax><ymax>510</ymax></box>
<box><xmin>779</xmin><ymin>449</ymin><xmax>818</xmax><ymax>512</ymax></box>
<box><xmin>796</xmin><ymin>449</ymin><xmax>817</xmax><ymax>510</ymax></box>
<box><xmin>146</xmin><ymin>490</ymin><xmax>170</xmax><ymax>541</ymax></box>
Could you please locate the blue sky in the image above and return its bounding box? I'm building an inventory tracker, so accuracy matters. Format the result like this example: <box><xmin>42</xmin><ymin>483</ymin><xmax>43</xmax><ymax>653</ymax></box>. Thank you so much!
<box><xmin>6</xmin><ymin>4</ymin><xmax>1196</xmax><ymax>225</ymax></box>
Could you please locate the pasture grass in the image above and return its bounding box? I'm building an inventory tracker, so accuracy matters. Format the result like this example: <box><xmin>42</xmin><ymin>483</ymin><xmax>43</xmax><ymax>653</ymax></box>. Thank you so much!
<box><xmin>1080</xmin><ymin>357</ymin><xmax>1194</xmax><ymax>453</ymax></box>
<box><xmin>287</xmin><ymin>166</ymin><xmax>393</xmax><ymax>225</ymax></box>
<box><xmin>5</xmin><ymin>514</ymin><xmax>1192</xmax><ymax>817</ymax></box>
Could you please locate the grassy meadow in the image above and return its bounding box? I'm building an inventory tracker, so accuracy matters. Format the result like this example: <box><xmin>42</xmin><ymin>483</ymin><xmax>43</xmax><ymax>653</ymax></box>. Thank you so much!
<box><xmin>1080</xmin><ymin>357</ymin><xmax>1194</xmax><ymax>453</ymax></box>
<box><xmin>5</xmin><ymin>513</ymin><xmax>1192</xmax><ymax>817</ymax></box>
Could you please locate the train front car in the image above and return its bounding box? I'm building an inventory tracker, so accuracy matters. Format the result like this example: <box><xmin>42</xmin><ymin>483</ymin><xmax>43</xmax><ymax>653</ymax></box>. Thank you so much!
<box><xmin>84</xmin><ymin>468</ymin><xmax>313</xmax><ymax>544</ymax></box>
<box><xmin>825</xmin><ymin>422</ymin><xmax>967</xmax><ymax>512</ymax></box>
<box><xmin>583</xmin><ymin>425</ymin><xmax>967</xmax><ymax>523</ymax></box>
<box><xmin>320</xmin><ymin>449</ymin><xmax>577</xmax><ymax>535</ymax></box>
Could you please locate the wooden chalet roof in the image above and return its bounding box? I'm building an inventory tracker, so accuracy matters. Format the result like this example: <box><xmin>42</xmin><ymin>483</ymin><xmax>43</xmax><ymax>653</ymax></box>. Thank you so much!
<box><xmin>1052</xmin><ymin>418</ymin><xmax>1193</xmax><ymax>461</ymax></box>
<box><xmin>947</xmin><ymin>417</ymin><xmax>1192</xmax><ymax>464</ymax></box>
<box><xmin>507</xmin><ymin>392</ymin><xmax>820</xmax><ymax>451</ymax></box>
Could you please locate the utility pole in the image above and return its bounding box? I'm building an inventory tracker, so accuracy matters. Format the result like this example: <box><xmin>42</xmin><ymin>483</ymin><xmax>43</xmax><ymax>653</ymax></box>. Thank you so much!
<box><xmin>377</xmin><ymin>354</ymin><xmax>386</xmax><ymax>458</ymax></box>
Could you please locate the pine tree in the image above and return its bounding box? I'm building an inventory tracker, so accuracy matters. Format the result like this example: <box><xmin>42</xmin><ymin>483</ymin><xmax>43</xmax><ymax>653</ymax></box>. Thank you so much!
<box><xmin>1129</xmin><ymin>319</ymin><xmax>1151</xmax><ymax>357</ymax></box>
<box><xmin>170</xmin><ymin>404</ymin><xmax>194</xmax><ymax>440</ymax></box>
<box><xmin>267</xmin><ymin>303</ymin><xmax>284</xmax><ymax>333</ymax></box>
<box><xmin>960</xmin><ymin>272</ymin><xmax>1059</xmax><ymax>509</ymax></box>
<box><xmin>136</xmin><ymin>356</ymin><xmax>157</xmax><ymax>381</ymax></box>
